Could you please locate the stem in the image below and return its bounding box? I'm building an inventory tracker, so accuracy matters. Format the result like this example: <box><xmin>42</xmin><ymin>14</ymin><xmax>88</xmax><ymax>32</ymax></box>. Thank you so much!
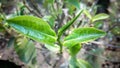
<box><xmin>23</xmin><ymin>0</ymin><xmax>42</xmax><ymax>17</ymax></box>
<box><xmin>58</xmin><ymin>38</ymin><xmax>63</xmax><ymax>54</ymax></box>
<box><xmin>57</xmin><ymin>32</ymin><xmax>63</xmax><ymax>54</ymax></box>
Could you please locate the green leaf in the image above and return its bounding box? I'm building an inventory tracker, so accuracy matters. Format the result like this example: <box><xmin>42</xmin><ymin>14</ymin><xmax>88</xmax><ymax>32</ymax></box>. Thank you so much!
<box><xmin>7</xmin><ymin>15</ymin><xmax>57</xmax><ymax>45</ymax></box>
<box><xmin>83</xmin><ymin>9</ymin><xmax>92</xmax><ymax>19</ymax></box>
<box><xmin>0</xmin><ymin>23</ymin><xmax>5</xmax><ymax>32</ymax></box>
<box><xmin>69</xmin><ymin>56</ymin><xmax>79</xmax><ymax>68</ymax></box>
<box><xmin>45</xmin><ymin>44</ymin><xmax>59</xmax><ymax>52</ymax></box>
<box><xmin>46</xmin><ymin>0</ymin><xmax>55</xmax><ymax>4</ymax></box>
<box><xmin>43</xmin><ymin>0</ymin><xmax>55</xmax><ymax>8</ymax></box>
<box><xmin>58</xmin><ymin>10</ymin><xmax>83</xmax><ymax>38</ymax></box>
<box><xmin>7</xmin><ymin>37</ymin><xmax>15</xmax><ymax>47</ymax></box>
<box><xmin>67</xmin><ymin>0</ymin><xmax>80</xmax><ymax>9</ymax></box>
<box><xmin>64</xmin><ymin>27</ymin><xmax>106</xmax><ymax>47</ymax></box>
<box><xmin>43</xmin><ymin>15</ymin><xmax>55</xmax><ymax>28</ymax></box>
<box><xmin>92</xmin><ymin>13</ymin><xmax>109</xmax><ymax>22</ymax></box>
<box><xmin>69</xmin><ymin>57</ymin><xmax>92</xmax><ymax>68</ymax></box>
<box><xmin>15</xmin><ymin>38</ymin><xmax>36</xmax><ymax>64</ymax></box>
<box><xmin>69</xmin><ymin>44</ymin><xmax>81</xmax><ymax>56</ymax></box>
<box><xmin>78</xmin><ymin>59</ymin><xmax>92</xmax><ymax>68</ymax></box>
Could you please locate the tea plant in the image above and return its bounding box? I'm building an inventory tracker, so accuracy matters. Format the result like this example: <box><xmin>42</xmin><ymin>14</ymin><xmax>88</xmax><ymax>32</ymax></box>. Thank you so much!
<box><xmin>0</xmin><ymin>0</ymin><xmax>110</xmax><ymax>68</ymax></box>
<box><xmin>0</xmin><ymin>9</ymin><xmax>107</xmax><ymax>68</ymax></box>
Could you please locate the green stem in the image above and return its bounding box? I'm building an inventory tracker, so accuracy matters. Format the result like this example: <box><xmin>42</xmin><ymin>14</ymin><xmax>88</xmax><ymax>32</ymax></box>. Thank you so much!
<box><xmin>57</xmin><ymin>37</ymin><xmax>63</xmax><ymax>54</ymax></box>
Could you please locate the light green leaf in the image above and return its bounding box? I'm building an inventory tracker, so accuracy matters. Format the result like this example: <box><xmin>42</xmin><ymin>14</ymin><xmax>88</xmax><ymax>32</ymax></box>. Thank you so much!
<box><xmin>78</xmin><ymin>59</ymin><xmax>92</xmax><ymax>68</ymax></box>
<box><xmin>58</xmin><ymin>10</ymin><xmax>83</xmax><ymax>38</ymax></box>
<box><xmin>15</xmin><ymin>38</ymin><xmax>36</xmax><ymax>64</ymax></box>
<box><xmin>92</xmin><ymin>13</ymin><xmax>109</xmax><ymax>22</ymax></box>
<box><xmin>67</xmin><ymin>0</ymin><xmax>80</xmax><ymax>9</ymax></box>
<box><xmin>7</xmin><ymin>15</ymin><xmax>57</xmax><ymax>45</ymax></box>
<box><xmin>64</xmin><ymin>27</ymin><xmax>105</xmax><ymax>47</ymax></box>
<box><xmin>69</xmin><ymin>44</ymin><xmax>81</xmax><ymax>56</ymax></box>
<box><xmin>45</xmin><ymin>44</ymin><xmax>59</xmax><ymax>52</ymax></box>
<box><xmin>83</xmin><ymin>9</ymin><xmax>92</xmax><ymax>19</ymax></box>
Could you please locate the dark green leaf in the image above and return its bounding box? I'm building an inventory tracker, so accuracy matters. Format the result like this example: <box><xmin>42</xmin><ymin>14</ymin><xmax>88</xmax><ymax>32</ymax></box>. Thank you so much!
<box><xmin>69</xmin><ymin>44</ymin><xmax>81</xmax><ymax>56</ymax></box>
<box><xmin>15</xmin><ymin>38</ymin><xmax>36</xmax><ymax>64</ymax></box>
<box><xmin>67</xmin><ymin>0</ymin><xmax>80</xmax><ymax>9</ymax></box>
<box><xmin>69</xmin><ymin>56</ymin><xmax>79</xmax><ymax>68</ymax></box>
<box><xmin>7</xmin><ymin>15</ymin><xmax>57</xmax><ymax>45</ymax></box>
<box><xmin>92</xmin><ymin>13</ymin><xmax>109</xmax><ymax>22</ymax></box>
<box><xmin>58</xmin><ymin>10</ymin><xmax>83</xmax><ymax>38</ymax></box>
<box><xmin>64</xmin><ymin>27</ymin><xmax>106</xmax><ymax>47</ymax></box>
<box><xmin>0</xmin><ymin>23</ymin><xmax>5</xmax><ymax>31</ymax></box>
<box><xmin>7</xmin><ymin>37</ymin><xmax>15</xmax><ymax>47</ymax></box>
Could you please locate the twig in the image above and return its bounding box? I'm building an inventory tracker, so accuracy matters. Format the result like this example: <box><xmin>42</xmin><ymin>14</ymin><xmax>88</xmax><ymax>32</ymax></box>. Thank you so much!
<box><xmin>53</xmin><ymin>53</ymin><xmax>63</xmax><ymax>68</ymax></box>
<box><xmin>84</xmin><ymin>48</ymin><xmax>109</xmax><ymax>61</ymax></box>
<box><xmin>30</xmin><ymin>0</ymin><xmax>43</xmax><ymax>16</ymax></box>
<box><xmin>23</xmin><ymin>0</ymin><xmax>41</xmax><ymax>17</ymax></box>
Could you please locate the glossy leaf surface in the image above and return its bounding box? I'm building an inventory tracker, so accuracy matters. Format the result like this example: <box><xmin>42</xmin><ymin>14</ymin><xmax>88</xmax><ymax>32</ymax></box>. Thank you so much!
<box><xmin>92</xmin><ymin>13</ymin><xmax>109</xmax><ymax>22</ymax></box>
<box><xmin>64</xmin><ymin>27</ymin><xmax>105</xmax><ymax>47</ymax></box>
<box><xmin>7</xmin><ymin>15</ymin><xmax>57</xmax><ymax>45</ymax></box>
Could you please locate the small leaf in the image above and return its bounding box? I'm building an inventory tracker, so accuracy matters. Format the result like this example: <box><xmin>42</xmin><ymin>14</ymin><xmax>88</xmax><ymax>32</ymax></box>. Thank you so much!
<box><xmin>43</xmin><ymin>15</ymin><xmax>55</xmax><ymax>28</ymax></box>
<box><xmin>69</xmin><ymin>57</ymin><xmax>92</xmax><ymax>68</ymax></box>
<box><xmin>78</xmin><ymin>59</ymin><xmax>92</xmax><ymax>68</ymax></box>
<box><xmin>45</xmin><ymin>44</ymin><xmax>59</xmax><ymax>52</ymax></box>
<box><xmin>92</xmin><ymin>13</ymin><xmax>109</xmax><ymax>22</ymax></box>
<box><xmin>0</xmin><ymin>23</ymin><xmax>5</xmax><ymax>31</ymax></box>
<box><xmin>69</xmin><ymin>56</ymin><xmax>79</xmax><ymax>68</ymax></box>
<box><xmin>58</xmin><ymin>10</ymin><xmax>83</xmax><ymax>38</ymax></box>
<box><xmin>15</xmin><ymin>38</ymin><xmax>36</xmax><ymax>64</ymax></box>
<box><xmin>7</xmin><ymin>37</ymin><xmax>15</xmax><ymax>47</ymax></box>
<box><xmin>43</xmin><ymin>0</ymin><xmax>55</xmax><ymax>7</ymax></box>
<box><xmin>69</xmin><ymin>44</ymin><xmax>81</xmax><ymax>56</ymax></box>
<box><xmin>67</xmin><ymin>0</ymin><xmax>80</xmax><ymax>9</ymax></box>
<box><xmin>64</xmin><ymin>27</ymin><xmax>106</xmax><ymax>47</ymax></box>
<box><xmin>0</xmin><ymin>18</ymin><xmax>2</xmax><ymax>22</ymax></box>
<box><xmin>46</xmin><ymin>0</ymin><xmax>55</xmax><ymax>4</ymax></box>
<box><xmin>7</xmin><ymin>15</ymin><xmax>57</xmax><ymax>45</ymax></box>
<box><xmin>83</xmin><ymin>9</ymin><xmax>92</xmax><ymax>19</ymax></box>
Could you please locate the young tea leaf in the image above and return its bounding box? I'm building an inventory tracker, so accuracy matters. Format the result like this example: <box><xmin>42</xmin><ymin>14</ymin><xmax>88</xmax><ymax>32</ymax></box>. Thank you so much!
<box><xmin>83</xmin><ymin>9</ymin><xmax>92</xmax><ymax>19</ymax></box>
<box><xmin>64</xmin><ymin>27</ymin><xmax>106</xmax><ymax>47</ymax></box>
<box><xmin>58</xmin><ymin>10</ymin><xmax>83</xmax><ymax>38</ymax></box>
<box><xmin>92</xmin><ymin>13</ymin><xmax>109</xmax><ymax>22</ymax></box>
<box><xmin>7</xmin><ymin>15</ymin><xmax>57</xmax><ymax>45</ymax></box>
<box><xmin>69</xmin><ymin>44</ymin><xmax>81</xmax><ymax>56</ymax></box>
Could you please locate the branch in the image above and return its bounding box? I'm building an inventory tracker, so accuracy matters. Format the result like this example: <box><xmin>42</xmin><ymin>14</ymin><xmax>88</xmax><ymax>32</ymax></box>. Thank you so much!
<box><xmin>23</xmin><ymin>0</ymin><xmax>42</xmax><ymax>17</ymax></box>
